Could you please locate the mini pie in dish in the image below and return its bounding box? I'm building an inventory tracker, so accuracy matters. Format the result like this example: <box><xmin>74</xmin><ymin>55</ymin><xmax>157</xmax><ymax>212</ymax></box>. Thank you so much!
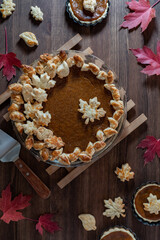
<box><xmin>132</xmin><ymin>183</ymin><xmax>160</xmax><ymax>225</ymax></box>
<box><xmin>66</xmin><ymin>0</ymin><xmax>109</xmax><ymax>26</ymax></box>
<box><xmin>100</xmin><ymin>227</ymin><xmax>137</xmax><ymax>240</ymax></box>
<box><xmin>8</xmin><ymin>50</ymin><xmax>124</xmax><ymax>166</ymax></box>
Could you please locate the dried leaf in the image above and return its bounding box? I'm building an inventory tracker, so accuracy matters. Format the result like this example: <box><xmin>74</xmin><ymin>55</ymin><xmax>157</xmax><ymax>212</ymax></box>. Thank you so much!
<box><xmin>36</xmin><ymin>214</ymin><xmax>61</xmax><ymax>236</ymax></box>
<box><xmin>121</xmin><ymin>0</ymin><xmax>156</xmax><ymax>32</ymax></box>
<box><xmin>78</xmin><ymin>214</ymin><xmax>96</xmax><ymax>231</ymax></box>
<box><xmin>131</xmin><ymin>41</ymin><xmax>160</xmax><ymax>76</ymax></box>
<box><xmin>0</xmin><ymin>184</ymin><xmax>31</xmax><ymax>223</ymax></box>
<box><xmin>137</xmin><ymin>136</ymin><xmax>160</xmax><ymax>165</ymax></box>
<box><xmin>103</xmin><ymin>197</ymin><xmax>126</xmax><ymax>220</ymax></box>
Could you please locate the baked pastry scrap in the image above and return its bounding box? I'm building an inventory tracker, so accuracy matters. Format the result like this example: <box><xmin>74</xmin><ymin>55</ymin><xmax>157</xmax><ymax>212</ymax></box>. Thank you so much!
<box><xmin>0</xmin><ymin>0</ymin><xmax>15</xmax><ymax>18</ymax></box>
<box><xmin>115</xmin><ymin>163</ymin><xmax>135</xmax><ymax>182</ymax></box>
<box><xmin>100</xmin><ymin>227</ymin><xmax>137</xmax><ymax>240</ymax></box>
<box><xmin>78</xmin><ymin>214</ymin><xmax>96</xmax><ymax>231</ymax></box>
<box><xmin>8</xmin><ymin>51</ymin><xmax>124</xmax><ymax>165</ymax></box>
<box><xmin>67</xmin><ymin>0</ymin><xmax>109</xmax><ymax>26</ymax></box>
<box><xmin>133</xmin><ymin>183</ymin><xmax>160</xmax><ymax>225</ymax></box>
<box><xmin>103</xmin><ymin>197</ymin><xmax>126</xmax><ymax>219</ymax></box>
<box><xmin>19</xmin><ymin>32</ymin><xmax>39</xmax><ymax>47</ymax></box>
<box><xmin>31</xmin><ymin>6</ymin><xmax>43</xmax><ymax>21</ymax></box>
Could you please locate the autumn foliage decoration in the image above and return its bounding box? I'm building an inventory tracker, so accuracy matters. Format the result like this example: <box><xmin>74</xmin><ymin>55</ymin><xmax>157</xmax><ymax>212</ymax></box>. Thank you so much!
<box><xmin>0</xmin><ymin>27</ymin><xmax>22</xmax><ymax>81</ymax></box>
<box><xmin>0</xmin><ymin>184</ymin><xmax>60</xmax><ymax>236</ymax></box>
<box><xmin>121</xmin><ymin>0</ymin><xmax>160</xmax><ymax>76</ymax></box>
<box><xmin>121</xmin><ymin>0</ymin><xmax>160</xmax><ymax>32</ymax></box>
<box><xmin>137</xmin><ymin>136</ymin><xmax>160</xmax><ymax>165</ymax></box>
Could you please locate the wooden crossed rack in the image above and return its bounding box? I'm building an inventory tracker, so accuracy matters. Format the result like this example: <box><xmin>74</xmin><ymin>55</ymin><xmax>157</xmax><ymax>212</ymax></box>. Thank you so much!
<box><xmin>1</xmin><ymin>34</ymin><xmax>147</xmax><ymax>190</ymax></box>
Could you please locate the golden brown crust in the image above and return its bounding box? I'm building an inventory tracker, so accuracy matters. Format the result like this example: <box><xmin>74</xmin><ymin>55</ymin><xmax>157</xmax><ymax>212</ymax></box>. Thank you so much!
<box><xmin>9</xmin><ymin>83</ymin><xmax>22</xmax><ymax>94</ymax></box>
<box><xmin>78</xmin><ymin>152</ymin><xmax>91</xmax><ymax>162</ymax></box>
<box><xmin>44</xmin><ymin>136</ymin><xmax>65</xmax><ymax>149</ymax></box>
<box><xmin>113</xmin><ymin>110</ymin><xmax>124</xmax><ymax>121</ymax></box>
<box><xmin>93</xmin><ymin>141</ymin><xmax>106</xmax><ymax>151</ymax></box>
<box><xmin>35</xmin><ymin>61</ymin><xmax>44</xmax><ymax>75</ymax></box>
<box><xmin>40</xmin><ymin>148</ymin><xmax>50</xmax><ymax>161</ymax></box>
<box><xmin>9</xmin><ymin>111</ymin><xmax>26</xmax><ymax>122</ymax></box>
<box><xmin>40</xmin><ymin>53</ymin><xmax>53</xmax><ymax>63</ymax></box>
<box><xmin>108</xmin><ymin>117</ymin><xmax>118</xmax><ymax>129</ymax></box>
<box><xmin>110</xmin><ymin>100</ymin><xmax>124</xmax><ymax>110</ymax></box>
<box><xmin>50</xmin><ymin>148</ymin><xmax>63</xmax><ymax>161</ymax></box>
<box><xmin>107</xmin><ymin>70</ymin><xmax>114</xmax><ymax>84</ymax></box>
<box><xmin>85</xmin><ymin>142</ymin><xmax>95</xmax><ymax>156</ymax></box>
<box><xmin>88</xmin><ymin>63</ymin><xmax>100</xmax><ymax>75</ymax></box>
<box><xmin>68</xmin><ymin>147</ymin><xmax>81</xmax><ymax>162</ymax></box>
<box><xmin>11</xmin><ymin>94</ymin><xmax>24</xmax><ymax>105</ymax></box>
<box><xmin>73</xmin><ymin>55</ymin><xmax>84</xmax><ymax>67</ymax></box>
<box><xmin>25</xmin><ymin>135</ymin><xmax>34</xmax><ymax>150</ymax></box>
<box><xmin>103</xmin><ymin>127</ymin><xmax>117</xmax><ymax>138</ymax></box>
<box><xmin>8</xmin><ymin>103</ymin><xmax>20</xmax><ymax>112</ymax></box>
<box><xmin>33</xmin><ymin>142</ymin><xmax>46</xmax><ymax>150</ymax></box>
<box><xmin>22</xmin><ymin>64</ymin><xmax>36</xmax><ymax>78</ymax></box>
<box><xmin>97</xmin><ymin>70</ymin><xmax>108</xmax><ymax>81</ymax></box>
<box><xmin>59</xmin><ymin>50</ymin><xmax>67</xmax><ymax>61</ymax></box>
<box><xmin>58</xmin><ymin>153</ymin><xmax>70</xmax><ymax>165</ymax></box>
<box><xmin>20</xmin><ymin>74</ymin><xmax>32</xmax><ymax>85</ymax></box>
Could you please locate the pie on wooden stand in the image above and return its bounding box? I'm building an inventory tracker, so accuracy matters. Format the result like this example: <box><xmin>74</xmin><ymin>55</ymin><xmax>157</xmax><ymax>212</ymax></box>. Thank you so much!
<box><xmin>8</xmin><ymin>50</ymin><xmax>125</xmax><ymax>167</ymax></box>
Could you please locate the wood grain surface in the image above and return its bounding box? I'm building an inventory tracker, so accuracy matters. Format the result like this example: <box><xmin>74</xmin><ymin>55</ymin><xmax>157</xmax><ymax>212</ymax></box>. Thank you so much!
<box><xmin>0</xmin><ymin>0</ymin><xmax>160</xmax><ymax>239</ymax></box>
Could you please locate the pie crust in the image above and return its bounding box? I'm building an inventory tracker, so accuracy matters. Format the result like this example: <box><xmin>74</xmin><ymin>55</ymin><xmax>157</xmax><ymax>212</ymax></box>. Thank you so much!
<box><xmin>8</xmin><ymin>51</ymin><xmax>124</xmax><ymax>165</ymax></box>
<box><xmin>100</xmin><ymin>227</ymin><xmax>137</xmax><ymax>240</ymax></box>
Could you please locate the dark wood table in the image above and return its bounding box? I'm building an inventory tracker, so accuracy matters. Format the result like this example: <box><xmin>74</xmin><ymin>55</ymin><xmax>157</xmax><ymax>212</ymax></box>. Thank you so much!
<box><xmin>0</xmin><ymin>0</ymin><xmax>160</xmax><ymax>239</ymax></box>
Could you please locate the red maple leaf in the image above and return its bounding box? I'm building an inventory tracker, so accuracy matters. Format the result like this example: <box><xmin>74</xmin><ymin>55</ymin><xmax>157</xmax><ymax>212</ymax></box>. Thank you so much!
<box><xmin>131</xmin><ymin>41</ymin><xmax>160</xmax><ymax>75</ymax></box>
<box><xmin>0</xmin><ymin>184</ymin><xmax>31</xmax><ymax>224</ymax></box>
<box><xmin>0</xmin><ymin>27</ymin><xmax>22</xmax><ymax>81</ymax></box>
<box><xmin>121</xmin><ymin>0</ymin><xmax>157</xmax><ymax>32</ymax></box>
<box><xmin>137</xmin><ymin>136</ymin><xmax>160</xmax><ymax>165</ymax></box>
<box><xmin>36</xmin><ymin>214</ymin><xmax>61</xmax><ymax>236</ymax></box>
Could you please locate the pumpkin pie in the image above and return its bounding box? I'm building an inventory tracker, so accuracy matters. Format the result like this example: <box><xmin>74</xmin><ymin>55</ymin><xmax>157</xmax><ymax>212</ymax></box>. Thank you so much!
<box><xmin>8</xmin><ymin>50</ymin><xmax>124</xmax><ymax>165</ymax></box>
<box><xmin>100</xmin><ymin>227</ymin><xmax>137</xmax><ymax>240</ymax></box>
<box><xmin>66</xmin><ymin>0</ymin><xmax>110</xmax><ymax>26</ymax></box>
<box><xmin>133</xmin><ymin>183</ymin><xmax>160</xmax><ymax>225</ymax></box>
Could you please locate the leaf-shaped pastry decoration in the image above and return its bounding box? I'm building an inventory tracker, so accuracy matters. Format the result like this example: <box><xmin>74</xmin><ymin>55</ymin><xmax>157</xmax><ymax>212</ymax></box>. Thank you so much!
<box><xmin>103</xmin><ymin>197</ymin><xmax>126</xmax><ymax>220</ymax></box>
<box><xmin>78</xmin><ymin>214</ymin><xmax>97</xmax><ymax>231</ymax></box>
<box><xmin>19</xmin><ymin>32</ymin><xmax>39</xmax><ymax>47</ymax></box>
<box><xmin>115</xmin><ymin>163</ymin><xmax>135</xmax><ymax>182</ymax></box>
<box><xmin>143</xmin><ymin>193</ymin><xmax>160</xmax><ymax>215</ymax></box>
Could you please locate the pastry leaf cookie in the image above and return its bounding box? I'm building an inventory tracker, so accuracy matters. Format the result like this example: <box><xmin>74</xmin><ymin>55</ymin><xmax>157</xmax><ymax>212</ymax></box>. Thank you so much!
<box><xmin>115</xmin><ymin>163</ymin><xmax>135</xmax><ymax>182</ymax></box>
<box><xmin>103</xmin><ymin>197</ymin><xmax>126</xmax><ymax>219</ymax></box>
<box><xmin>78</xmin><ymin>214</ymin><xmax>97</xmax><ymax>231</ymax></box>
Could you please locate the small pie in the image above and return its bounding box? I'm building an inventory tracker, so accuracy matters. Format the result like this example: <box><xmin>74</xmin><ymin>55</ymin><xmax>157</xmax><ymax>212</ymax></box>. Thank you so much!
<box><xmin>133</xmin><ymin>183</ymin><xmax>160</xmax><ymax>225</ymax></box>
<box><xmin>100</xmin><ymin>227</ymin><xmax>137</xmax><ymax>240</ymax></box>
<box><xmin>66</xmin><ymin>0</ymin><xmax>109</xmax><ymax>26</ymax></box>
<box><xmin>8</xmin><ymin>50</ymin><xmax>124</xmax><ymax>165</ymax></box>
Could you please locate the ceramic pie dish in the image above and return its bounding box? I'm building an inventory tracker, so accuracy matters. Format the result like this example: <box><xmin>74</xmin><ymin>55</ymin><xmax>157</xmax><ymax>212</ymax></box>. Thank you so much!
<box><xmin>132</xmin><ymin>182</ymin><xmax>160</xmax><ymax>226</ymax></box>
<box><xmin>100</xmin><ymin>226</ymin><xmax>138</xmax><ymax>240</ymax></box>
<box><xmin>66</xmin><ymin>0</ymin><xmax>110</xmax><ymax>26</ymax></box>
<box><xmin>8</xmin><ymin>50</ymin><xmax>126</xmax><ymax>167</ymax></box>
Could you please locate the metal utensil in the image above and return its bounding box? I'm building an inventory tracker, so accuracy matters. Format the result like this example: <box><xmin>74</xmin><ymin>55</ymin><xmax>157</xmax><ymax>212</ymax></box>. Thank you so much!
<box><xmin>0</xmin><ymin>129</ymin><xmax>51</xmax><ymax>199</ymax></box>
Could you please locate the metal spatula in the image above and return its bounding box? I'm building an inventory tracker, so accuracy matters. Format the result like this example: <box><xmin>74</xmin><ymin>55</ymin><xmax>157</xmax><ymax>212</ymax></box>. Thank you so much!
<box><xmin>0</xmin><ymin>129</ymin><xmax>51</xmax><ymax>199</ymax></box>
